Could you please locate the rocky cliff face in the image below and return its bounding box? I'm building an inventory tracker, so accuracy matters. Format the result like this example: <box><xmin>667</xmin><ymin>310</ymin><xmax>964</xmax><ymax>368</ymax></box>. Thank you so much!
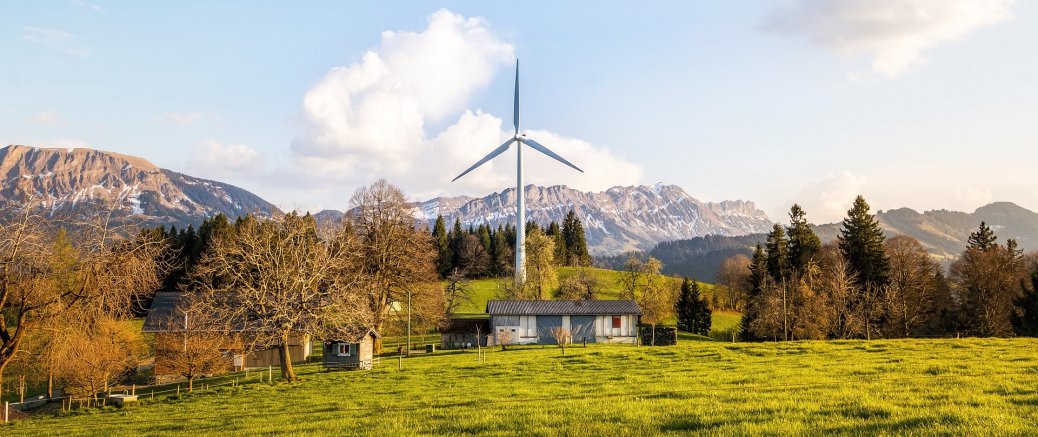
<box><xmin>0</xmin><ymin>145</ymin><xmax>278</xmax><ymax>227</ymax></box>
<box><xmin>413</xmin><ymin>183</ymin><xmax>773</xmax><ymax>254</ymax></box>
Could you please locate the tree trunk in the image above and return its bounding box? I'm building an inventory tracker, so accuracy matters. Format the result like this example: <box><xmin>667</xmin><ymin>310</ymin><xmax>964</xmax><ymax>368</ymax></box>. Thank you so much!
<box><xmin>651</xmin><ymin>324</ymin><xmax>656</xmax><ymax>346</ymax></box>
<box><xmin>278</xmin><ymin>334</ymin><xmax>297</xmax><ymax>382</ymax></box>
<box><xmin>48</xmin><ymin>368</ymin><xmax>54</xmax><ymax>398</ymax></box>
<box><xmin>188</xmin><ymin>376</ymin><xmax>194</xmax><ymax>392</ymax></box>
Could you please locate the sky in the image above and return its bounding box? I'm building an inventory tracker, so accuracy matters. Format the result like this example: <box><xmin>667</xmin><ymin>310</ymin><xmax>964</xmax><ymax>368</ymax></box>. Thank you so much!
<box><xmin>2</xmin><ymin>0</ymin><xmax>1037</xmax><ymax>223</ymax></box>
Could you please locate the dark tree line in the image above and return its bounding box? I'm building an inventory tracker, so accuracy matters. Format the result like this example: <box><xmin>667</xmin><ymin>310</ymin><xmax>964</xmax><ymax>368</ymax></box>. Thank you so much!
<box><xmin>675</xmin><ymin>277</ymin><xmax>712</xmax><ymax>335</ymax></box>
<box><xmin>431</xmin><ymin>209</ymin><xmax>591</xmax><ymax>279</ymax></box>
<box><xmin>738</xmin><ymin>197</ymin><xmax>1038</xmax><ymax>341</ymax></box>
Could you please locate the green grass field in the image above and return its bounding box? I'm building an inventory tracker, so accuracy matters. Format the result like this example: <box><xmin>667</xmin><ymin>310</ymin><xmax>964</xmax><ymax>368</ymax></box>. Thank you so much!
<box><xmin>8</xmin><ymin>334</ymin><xmax>1038</xmax><ymax>436</ymax></box>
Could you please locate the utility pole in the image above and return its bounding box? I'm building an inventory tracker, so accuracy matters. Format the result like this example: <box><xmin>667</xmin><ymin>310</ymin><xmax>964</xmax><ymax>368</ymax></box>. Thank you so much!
<box><xmin>781</xmin><ymin>278</ymin><xmax>788</xmax><ymax>341</ymax></box>
<box><xmin>406</xmin><ymin>288</ymin><xmax>412</xmax><ymax>355</ymax></box>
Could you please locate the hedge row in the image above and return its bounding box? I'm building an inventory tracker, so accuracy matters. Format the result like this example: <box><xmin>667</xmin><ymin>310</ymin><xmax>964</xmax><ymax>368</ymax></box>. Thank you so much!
<box><xmin>638</xmin><ymin>325</ymin><xmax>677</xmax><ymax>346</ymax></box>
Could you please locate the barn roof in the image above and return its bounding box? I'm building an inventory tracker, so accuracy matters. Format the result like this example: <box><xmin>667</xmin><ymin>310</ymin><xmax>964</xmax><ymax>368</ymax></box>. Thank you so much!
<box><xmin>441</xmin><ymin>317</ymin><xmax>490</xmax><ymax>334</ymax></box>
<box><xmin>486</xmin><ymin>300</ymin><xmax>641</xmax><ymax>316</ymax></box>
<box><xmin>142</xmin><ymin>291</ymin><xmax>186</xmax><ymax>332</ymax></box>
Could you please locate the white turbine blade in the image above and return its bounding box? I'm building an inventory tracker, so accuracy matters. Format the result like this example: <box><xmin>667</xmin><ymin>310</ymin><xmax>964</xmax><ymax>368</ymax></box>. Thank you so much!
<box><xmin>520</xmin><ymin>138</ymin><xmax>583</xmax><ymax>173</ymax></box>
<box><xmin>452</xmin><ymin>138</ymin><xmax>517</xmax><ymax>182</ymax></box>
<box><xmin>513</xmin><ymin>60</ymin><xmax>520</xmax><ymax>135</ymax></box>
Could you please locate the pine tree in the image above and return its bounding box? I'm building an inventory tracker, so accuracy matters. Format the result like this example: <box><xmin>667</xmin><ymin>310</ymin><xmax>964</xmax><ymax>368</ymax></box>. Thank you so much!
<box><xmin>546</xmin><ymin>221</ymin><xmax>567</xmax><ymax>266</ymax></box>
<box><xmin>432</xmin><ymin>215</ymin><xmax>452</xmax><ymax>277</ymax></box>
<box><xmin>676</xmin><ymin>277</ymin><xmax>712</xmax><ymax>335</ymax></box>
<box><xmin>492</xmin><ymin>224</ymin><xmax>513</xmax><ymax>276</ymax></box>
<box><xmin>786</xmin><ymin>204</ymin><xmax>821</xmax><ymax>275</ymax></box>
<box><xmin>765</xmin><ymin>224</ymin><xmax>789</xmax><ymax>283</ymax></box>
<box><xmin>967</xmin><ymin>221</ymin><xmax>998</xmax><ymax>251</ymax></box>
<box><xmin>1011</xmin><ymin>264</ymin><xmax>1038</xmax><ymax>336</ymax></box>
<box><xmin>562</xmin><ymin>210</ymin><xmax>590</xmax><ymax>266</ymax></box>
<box><xmin>478</xmin><ymin>225</ymin><xmax>493</xmax><ymax>256</ymax></box>
<box><xmin>838</xmin><ymin>195</ymin><xmax>889</xmax><ymax>290</ymax></box>
<box><xmin>838</xmin><ymin>195</ymin><xmax>889</xmax><ymax>340</ymax></box>
<box><xmin>740</xmin><ymin>243</ymin><xmax>768</xmax><ymax>341</ymax></box>
<box><xmin>450</xmin><ymin>218</ymin><xmax>464</xmax><ymax>271</ymax></box>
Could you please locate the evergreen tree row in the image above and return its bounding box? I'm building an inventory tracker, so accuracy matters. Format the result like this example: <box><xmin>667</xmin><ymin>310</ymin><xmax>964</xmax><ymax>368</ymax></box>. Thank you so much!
<box><xmin>739</xmin><ymin>196</ymin><xmax>1038</xmax><ymax>341</ymax></box>
<box><xmin>431</xmin><ymin>210</ymin><xmax>591</xmax><ymax>279</ymax></box>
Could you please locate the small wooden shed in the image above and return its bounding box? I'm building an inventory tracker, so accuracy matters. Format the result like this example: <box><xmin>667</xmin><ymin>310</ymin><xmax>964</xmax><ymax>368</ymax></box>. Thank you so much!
<box><xmin>440</xmin><ymin>317</ymin><xmax>490</xmax><ymax>349</ymax></box>
<box><xmin>322</xmin><ymin>329</ymin><xmax>380</xmax><ymax>371</ymax></box>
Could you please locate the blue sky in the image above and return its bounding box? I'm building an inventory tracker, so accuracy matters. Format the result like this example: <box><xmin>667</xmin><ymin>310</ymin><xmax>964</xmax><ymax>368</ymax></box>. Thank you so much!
<box><xmin>3</xmin><ymin>0</ymin><xmax>1036</xmax><ymax>222</ymax></box>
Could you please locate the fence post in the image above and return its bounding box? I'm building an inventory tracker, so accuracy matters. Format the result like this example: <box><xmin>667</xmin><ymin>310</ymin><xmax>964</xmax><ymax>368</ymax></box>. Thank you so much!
<box><xmin>3</xmin><ymin>401</ymin><xmax>8</xmax><ymax>423</ymax></box>
<box><xmin>177</xmin><ymin>385</ymin><xmax>180</xmax><ymax>395</ymax></box>
<box><xmin>268</xmin><ymin>365</ymin><xmax>272</xmax><ymax>383</ymax></box>
<box><xmin>132</xmin><ymin>384</ymin><xmax>136</xmax><ymax>396</ymax></box>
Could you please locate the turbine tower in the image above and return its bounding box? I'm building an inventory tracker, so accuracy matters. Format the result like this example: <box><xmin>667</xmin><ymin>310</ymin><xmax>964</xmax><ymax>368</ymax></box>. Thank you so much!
<box><xmin>452</xmin><ymin>60</ymin><xmax>583</xmax><ymax>285</ymax></box>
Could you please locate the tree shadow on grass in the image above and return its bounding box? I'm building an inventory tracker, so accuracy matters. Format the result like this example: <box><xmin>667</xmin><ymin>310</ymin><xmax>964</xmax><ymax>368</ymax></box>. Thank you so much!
<box><xmin>660</xmin><ymin>415</ymin><xmax>721</xmax><ymax>432</ymax></box>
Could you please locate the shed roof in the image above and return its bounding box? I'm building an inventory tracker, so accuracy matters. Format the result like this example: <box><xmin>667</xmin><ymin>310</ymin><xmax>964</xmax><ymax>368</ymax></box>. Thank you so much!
<box><xmin>486</xmin><ymin>300</ymin><xmax>641</xmax><ymax>316</ymax></box>
<box><xmin>142</xmin><ymin>291</ymin><xmax>186</xmax><ymax>332</ymax></box>
<box><xmin>441</xmin><ymin>317</ymin><xmax>490</xmax><ymax>334</ymax></box>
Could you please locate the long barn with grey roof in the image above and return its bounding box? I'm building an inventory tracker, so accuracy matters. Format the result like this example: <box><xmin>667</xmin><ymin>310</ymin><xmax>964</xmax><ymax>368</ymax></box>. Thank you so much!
<box><xmin>486</xmin><ymin>300</ymin><xmax>641</xmax><ymax>345</ymax></box>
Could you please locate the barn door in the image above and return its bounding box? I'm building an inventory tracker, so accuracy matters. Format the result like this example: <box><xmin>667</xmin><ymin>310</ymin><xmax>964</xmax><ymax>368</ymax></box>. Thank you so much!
<box><xmin>536</xmin><ymin>316</ymin><xmax>563</xmax><ymax>344</ymax></box>
<box><xmin>570</xmin><ymin>316</ymin><xmax>597</xmax><ymax>343</ymax></box>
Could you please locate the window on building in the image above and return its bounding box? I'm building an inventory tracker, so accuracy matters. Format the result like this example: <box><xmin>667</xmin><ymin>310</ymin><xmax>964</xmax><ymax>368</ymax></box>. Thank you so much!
<box><xmin>612</xmin><ymin>316</ymin><xmax>622</xmax><ymax>329</ymax></box>
<box><xmin>338</xmin><ymin>343</ymin><xmax>351</xmax><ymax>356</ymax></box>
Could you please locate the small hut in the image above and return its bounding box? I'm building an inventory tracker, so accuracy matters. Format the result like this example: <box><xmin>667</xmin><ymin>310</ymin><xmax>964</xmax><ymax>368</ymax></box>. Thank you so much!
<box><xmin>440</xmin><ymin>317</ymin><xmax>490</xmax><ymax>349</ymax></box>
<box><xmin>322</xmin><ymin>328</ymin><xmax>380</xmax><ymax>370</ymax></box>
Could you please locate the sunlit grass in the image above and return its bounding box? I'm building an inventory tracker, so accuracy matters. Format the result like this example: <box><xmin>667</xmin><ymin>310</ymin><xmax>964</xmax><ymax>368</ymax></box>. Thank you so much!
<box><xmin>8</xmin><ymin>336</ymin><xmax>1038</xmax><ymax>436</ymax></box>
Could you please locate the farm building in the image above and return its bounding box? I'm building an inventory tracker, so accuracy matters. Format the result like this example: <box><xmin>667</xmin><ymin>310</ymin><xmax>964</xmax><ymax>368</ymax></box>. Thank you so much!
<box><xmin>486</xmin><ymin>300</ymin><xmax>641</xmax><ymax>345</ymax></box>
<box><xmin>142</xmin><ymin>292</ymin><xmax>314</xmax><ymax>381</ymax></box>
<box><xmin>322</xmin><ymin>329</ymin><xmax>380</xmax><ymax>370</ymax></box>
<box><xmin>440</xmin><ymin>317</ymin><xmax>490</xmax><ymax>349</ymax></box>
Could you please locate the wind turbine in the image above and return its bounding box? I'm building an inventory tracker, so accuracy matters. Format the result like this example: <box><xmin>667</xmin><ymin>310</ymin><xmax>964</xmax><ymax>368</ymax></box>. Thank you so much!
<box><xmin>452</xmin><ymin>60</ymin><xmax>583</xmax><ymax>285</ymax></box>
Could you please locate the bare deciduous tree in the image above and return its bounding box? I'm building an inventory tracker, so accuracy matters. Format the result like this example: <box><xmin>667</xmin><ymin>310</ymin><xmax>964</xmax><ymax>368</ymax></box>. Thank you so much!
<box><xmin>55</xmin><ymin>316</ymin><xmax>147</xmax><ymax>405</ymax></box>
<box><xmin>551</xmin><ymin>327</ymin><xmax>572</xmax><ymax>355</ymax></box>
<box><xmin>188</xmin><ymin>212</ymin><xmax>371</xmax><ymax>382</ymax></box>
<box><xmin>716</xmin><ymin>254</ymin><xmax>752</xmax><ymax>310</ymax></box>
<box><xmin>621</xmin><ymin>257</ymin><xmax>672</xmax><ymax>345</ymax></box>
<box><xmin>816</xmin><ymin>244</ymin><xmax>862</xmax><ymax>339</ymax></box>
<box><xmin>950</xmin><ymin>241</ymin><xmax>1028</xmax><ymax>337</ymax></box>
<box><xmin>154</xmin><ymin>300</ymin><xmax>234</xmax><ymax>391</ymax></box>
<box><xmin>0</xmin><ymin>205</ymin><xmax>168</xmax><ymax>397</ymax></box>
<box><xmin>349</xmin><ymin>180</ymin><xmax>439</xmax><ymax>353</ymax></box>
<box><xmin>882</xmin><ymin>235</ymin><xmax>943</xmax><ymax>337</ymax></box>
<box><xmin>496</xmin><ymin>329</ymin><xmax>513</xmax><ymax>351</ymax></box>
<box><xmin>443</xmin><ymin>269</ymin><xmax>472</xmax><ymax>316</ymax></box>
<box><xmin>556</xmin><ymin>268</ymin><xmax>601</xmax><ymax>300</ymax></box>
<box><xmin>524</xmin><ymin>228</ymin><xmax>557</xmax><ymax>299</ymax></box>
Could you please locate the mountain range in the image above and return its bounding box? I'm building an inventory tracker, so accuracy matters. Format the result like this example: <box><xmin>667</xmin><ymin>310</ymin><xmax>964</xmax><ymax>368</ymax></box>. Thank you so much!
<box><xmin>0</xmin><ymin>145</ymin><xmax>278</xmax><ymax>228</ymax></box>
<box><xmin>322</xmin><ymin>184</ymin><xmax>775</xmax><ymax>254</ymax></box>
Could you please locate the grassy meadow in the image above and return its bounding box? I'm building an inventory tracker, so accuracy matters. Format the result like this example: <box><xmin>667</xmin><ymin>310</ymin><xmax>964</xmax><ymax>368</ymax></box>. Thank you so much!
<box><xmin>7</xmin><ymin>333</ymin><xmax>1038</xmax><ymax>436</ymax></box>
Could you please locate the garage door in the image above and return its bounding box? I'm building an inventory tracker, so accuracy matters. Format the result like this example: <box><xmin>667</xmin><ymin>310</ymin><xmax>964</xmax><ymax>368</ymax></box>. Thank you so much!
<box><xmin>536</xmin><ymin>315</ymin><xmax>563</xmax><ymax>344</ymax></box>
<box><xmin>570</xmin><ymin>316</ymin><xmax>597</xmax><ymax>343</ymax></box>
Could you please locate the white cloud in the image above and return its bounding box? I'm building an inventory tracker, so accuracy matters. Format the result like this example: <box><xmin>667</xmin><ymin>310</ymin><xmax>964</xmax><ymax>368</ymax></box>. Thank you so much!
<box><xmin>764</xmin><ymin>0</ymin><xmax>1016</xmax><ymax>77</ymax></box>
<box><xmin>289</xmin><ymin>9</ymin><xmax>642</xmax><ymax>204</ymax></box>
<box><xmin>790</xmin><ymin>171</ymin><xmax>866</xmax><ymax>223</ymax></box>
<box><xmin>157</xmin><ymin>112</ymin><xmax>204</xmax><ymax>126</ymax></box>
<box><xmin>952</xmin><ymin>187</ymin><xmax>994</xmax><ymax>210</ymax></box>
<box><xmin>29</xmin><ymin>111</ymin><xmax>61</xmax><ymax>126</ymax></box>
<box><xmin>187</xmin><ymin>140</ymin><xmax>264</xmax><ymax>180</ymax></box>
<box><xmin>22</xmin><ymin>26</ymin><xmax>94</xmax><ymax>57</ymax></box>
<box><xmin>71</xmin><ymin>0</ymin><xmax>103</xmax><ymax>12</ymax></box>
